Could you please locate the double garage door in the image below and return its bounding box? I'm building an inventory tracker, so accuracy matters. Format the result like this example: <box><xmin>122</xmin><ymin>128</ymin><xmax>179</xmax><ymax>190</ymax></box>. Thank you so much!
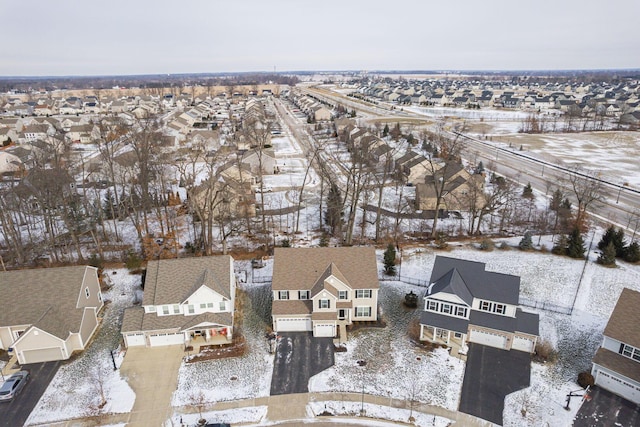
<box><xmin>276</xmin><ymin>317</ymin><xmax>312</xmax><ymax>332</ymax></box>
<box><xmin>148</xmin><ymin>332</ymin><xmax>184</xmax><ymax>346</ymax></box>
<box><xmin>469</xmin><ymin>328</ymin><xmax>508</xmax><ymax>350</ymax></box>
<box><xmin>595</xmin><ymin>369</ymin><xmax>640</xmax><ymax>404</ymax></box>
<box><xmin>21</xmin><ymin>347</ymin><xmax>65</xmax><ymax>364</ymax></box>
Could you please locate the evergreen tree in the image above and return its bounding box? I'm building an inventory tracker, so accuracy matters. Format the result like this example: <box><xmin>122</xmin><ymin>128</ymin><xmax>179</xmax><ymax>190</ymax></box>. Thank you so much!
<box><xmin>613</xmin><ymin>228</ymin><xmax>627</xmax><ymax>257</ymax></box>
<box><xmin>552</xmin><ymin>234</ymin><xmax>568</xmax><ymax>255</ymax></box>
<box><xmin>519</xmin><ymin>231</ymin><xmax>534</xmax><ymax>250</ymax></box>
<box><xmin>522</xmin><ymin>183</ymin><xmax>534</xmax><ymax>199</ymax></box>
<box><xmin>597</xmin><ymin>225</ymin><xmax>616</xmax><ymax>251</ymax></box>
<box><xmin>624</xmin><ymin>241</ymin><xmax>640</xmax><ymax>263</ymax></box>
<box><xmin>475</xmin><ymin>161</ymin><xmax>485</xmax><ymax>174</ymax></box>
<box><xmin>567</xmin><ymin>228</ymin><xmax>586</xmax><ymax>259</ymax></box>
<box><xmin>383</xmin><ymin>244</ymin><xmax>397</xmax><ymax>275</ymax></box>
<box><xmin>550</xmin><ymin>189</ymin><xmax>564</xmax><ymax>211</ymax></box>
<box><xmin>597</xmin><ymin>242</ymin><xmax>616</xmax><ymax>266</ymax></box>
<box><xmin>383</xmin><ymin>123</ymin><xmax>389</xmax><ymax>137</ymax></box>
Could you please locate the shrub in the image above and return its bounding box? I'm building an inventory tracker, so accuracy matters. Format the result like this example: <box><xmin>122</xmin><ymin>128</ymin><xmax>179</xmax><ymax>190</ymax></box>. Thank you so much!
<box><xmin>577</xmin><ymin>371</ymin><xmax>595</xmax><ymax>389</ymax></box>
<box><xmin>479</xmin><ymin>239</ymin><xmax>494</xmax><ymax>251</ymax></box>
<box><xmin>383</xmin><ymin>243</ymin><xmax>397</xmax><ymax>275</ymax></box>
<box><xmin>534</xmin><ymin>340</ymin><xmax>557</xmax><ymax>363</ymax></box>
<box><xmin>596</xmin><ymin>242</ymin><xmax>617</xmax><ymax>266</ymax></box>
<box><xmin>88</xmin><ymin>253</ymin><xmax>104</xmax><ymax>270</ymax></box>
<box><xmin>498</xmin><ymin>241</ymin><xmax>511</xmax><ymax>250</ymax></box>
<box><xmin>125</xmin><ymin>251</ymin><xmax>142</xmax><ymax>272</ymax></box>
<box><xmin>519</xmin><ymin>231</ymin><xmax>534</xmax><ymax>251</ymax></box>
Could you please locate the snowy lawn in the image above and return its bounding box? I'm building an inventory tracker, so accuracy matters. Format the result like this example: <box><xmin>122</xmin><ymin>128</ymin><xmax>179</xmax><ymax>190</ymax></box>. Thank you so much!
<box><xmin>173</xmin><ymin>406</ymin><xmax>267</xmax><ymax>426</ymax></box>
<box><xmin>26</xmin><ymin>269</ymin><xmax>139</xmax><ymax>425</ymax></box>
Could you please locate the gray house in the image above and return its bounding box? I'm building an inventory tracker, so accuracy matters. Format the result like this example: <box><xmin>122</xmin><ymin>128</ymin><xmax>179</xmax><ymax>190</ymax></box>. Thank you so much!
<box><xmin>419</xmin><ymin>256</ymin><xmax>539</xmax><ymax>354</ymax></box>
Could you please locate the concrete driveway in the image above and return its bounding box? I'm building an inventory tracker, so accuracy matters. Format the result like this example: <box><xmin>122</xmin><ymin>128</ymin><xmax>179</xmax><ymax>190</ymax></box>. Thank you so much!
<box><xmin>573</xmin><ymin>386</ymin><xmax>640</xmax><ymax>426</ymax></box>
<box><xmin>459</xmin><ymin>343</ymin><xmax>532</xmax><ymax>426</ymax></box>
<box><xmin>120</xmin><ymin>345</ymin><xmax>185</xmax><ymax>426</ymax></box>
<box><xmin>270</xmin><ymin>332</ymin><xmax>334</xmax><ymax>395</ymax></box>
<box><xmin>0</xmin><ymin>361</ymin><xmax>61</xmax><ymax>427</ymax></box>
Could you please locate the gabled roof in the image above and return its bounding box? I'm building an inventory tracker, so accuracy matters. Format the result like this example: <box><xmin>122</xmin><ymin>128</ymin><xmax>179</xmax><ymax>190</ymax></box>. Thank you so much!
<box><xmin>143</xmin><ymin>256</ymin><xmax>233</xmax><ymax>306</ymax></box>
<box><xmin>428</xmin><ymin>256</ymin><xmax>520</xmax><ymax>305</ymax></box>
<box><xmin>429</xmin><ymin>268</ymin><xmax>473</xmax><ymax>305</ymax></box>
<box><xmin>603</xmin><ymin>288</ymin><xmax>640</xmax><ymax>349</ymax></box>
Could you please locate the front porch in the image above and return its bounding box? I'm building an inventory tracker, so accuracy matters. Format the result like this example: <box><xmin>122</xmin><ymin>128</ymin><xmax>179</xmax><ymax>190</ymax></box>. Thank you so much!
<box><xmin>420</xmin><ymin>325</ymin><xmax>468</xmax><ymax>361</ymax></box>
<box><xmin>185</xmin><ymin>327</ymin><xmax>232</xmax><ymax>353</ymax></box>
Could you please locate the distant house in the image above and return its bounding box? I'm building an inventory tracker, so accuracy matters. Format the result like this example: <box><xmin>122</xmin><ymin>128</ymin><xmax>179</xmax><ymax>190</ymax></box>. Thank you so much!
<box><xmin>271</xmin><ymin>247</ymin><xmax>379</xmax><ymax>340</ymax></box>
<box><xmin>420</xmin><ymin>256</ymin><xmax>539</xmax><ymax>354</ymax></box>
<box><xmin>121</xmin><ymin>256</ymin><xmax>236</xmax><ymax>348</ymax></box>
<box><xmin>591</xmin><ymin>288</ymin><xmax>640</xmax><ymax>404</ymax></box>
<box><xmin>0</xmin><ymin>266</ymin><xmax>103</xmax><ymax>364</ymax></box>
<box><xmin>415</xmin><ymin>163</ymin><xmax>485</xmax><ymax>211</ymax></box>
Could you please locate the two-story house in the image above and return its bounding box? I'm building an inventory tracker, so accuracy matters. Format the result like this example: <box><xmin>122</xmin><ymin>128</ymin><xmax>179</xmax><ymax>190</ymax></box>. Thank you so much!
<box><xmin>271</xmin><ymin>247</ymin><xmax>379</xmax><ymax>341</ymax></box>
<box><xmin>591</xmin><ymin>288</ymin><xmax>640</xmax><ymax>404</ymax></box>
<box><xmin>420</xmin><ymin>256</ymin><xmax>539</xmax><ymax>353</ymax></box>
<box><xmin>121</xmin><ymin>256</ymin><xmax>236</xmax><ymax>349</ymax></box>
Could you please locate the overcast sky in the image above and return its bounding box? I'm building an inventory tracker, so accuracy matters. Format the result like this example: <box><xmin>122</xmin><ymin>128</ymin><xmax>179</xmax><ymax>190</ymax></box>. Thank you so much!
<box><xmin>1</xmin><ymin>0</ymin><xmax>638</xmax><ymax>76</ymax></box>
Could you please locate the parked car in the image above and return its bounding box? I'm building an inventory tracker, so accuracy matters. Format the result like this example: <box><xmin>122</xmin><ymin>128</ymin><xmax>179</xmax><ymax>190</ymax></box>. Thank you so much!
<box><xmin>0</xmin><ymin>370</ymin><xmax>29</xmax><ymax>402</ymax></box>
<box><xmin>255</xmin><ymin>186</ymin><xmax>273</xmax><ymax>193</ymax></box>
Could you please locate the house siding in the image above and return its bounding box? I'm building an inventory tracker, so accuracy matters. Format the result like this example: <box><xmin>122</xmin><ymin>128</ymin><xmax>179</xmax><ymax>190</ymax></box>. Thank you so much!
<box><xmin>79</xmin><ymin>308</ymin><xmax>99</xmax><ymax>347</ymax></box>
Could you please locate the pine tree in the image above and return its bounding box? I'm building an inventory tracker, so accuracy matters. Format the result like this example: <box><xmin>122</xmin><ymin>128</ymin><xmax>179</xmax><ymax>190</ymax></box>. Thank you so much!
<box><xmin>597</xmin><ymin>225</ymin><xmax>616</xmax><ymax>251</ymax></box>
<box><xmin>522</xmin><ymin>183</ymin><xmax>534</xmax><ymax>199</ymax></box>
<box><xmin>597</xmin><ymin>242</ymin><xmax>616</xmax><ymax>266</ymax></box>
<box><xmin>567</xmin><ymin>228</ymin><xmax>586</xmax><ymax>259</ymax></box>
<box><xmin>550</xmin><ymin>189</ymin><xmax>563</xmax><ymax>211</ymax></box>
<box><xmin>552</xmin><ymin>234</ymin><xmax>568</xmax><ymax>255</ymax></box>
<box><xmin>519</xmin><ymin>231</ymin><xmax>534</xmax><ymax>250</ymax></box>
<box><xmin>383</xmin><ymin>244</ymin><xmax>397</xmax><ymax>275</ymax></box>
<box><xmin>383</xmin><ymin>123</ymin><xmax>389</xmax><ymax>137</ymax></box>
<box><xmin>624</xmin><ymin>241</ymin><xmax>640</xmax><ymax>263</ymax></box>
<box><xmin>613</xmin><ymin>228</ymin><xmax>627</xmax><ymax>257</ymax></box>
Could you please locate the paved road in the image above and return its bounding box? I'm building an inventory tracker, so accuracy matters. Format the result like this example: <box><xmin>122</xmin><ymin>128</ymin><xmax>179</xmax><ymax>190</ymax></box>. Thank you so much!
<box><xmin>270</xmin><ymin>332</ymin><xmax>335</xmax><ymax>395</ymax></box>
<box><xmin>573</xmin><ymin>385</ymin><xmax>640</xmax><ymax>427</ymax></box>
<box><xmin>459</xmin><ymin>343</ymin><xmax>531</xmax><ymax>426</ymax></box>
<box><xmin>0</xmin><ymin>361</ymin><xmax>61</xmax><ymax>427</ymax></box>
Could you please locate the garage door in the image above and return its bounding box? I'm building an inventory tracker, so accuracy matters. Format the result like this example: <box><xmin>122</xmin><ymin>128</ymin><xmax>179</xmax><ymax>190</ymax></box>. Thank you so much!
<box><xmin>276</xmin><ymin>318</ymin><xmax>312</xmax><ymax>332</ymax></box>
<box><xmin>596</xmin><ymin>370</ymin><xmax>640</xmax><ymax>404</ymax></box>
<box><xmin>512</xmin><ymin>336</ymin><xmax>535</xmax><ymax>352</ymax></box>
<box><xmin>314</xmin><ymin>323</ymin><xmax>336</xmax><ymax>337</ymax></box>
<box><xmin>125</xmin><ymin>333</ymin><xmax>146</xmax><ymax>347</ymax></box>
<box><xmin>148</xmin><ymin>332</ymin><xmax>184</xmax><ymax>346</ymax></box>
<box><xmin>21</xmin><ymin>347</ymin><xmax>64</xmax><ymax>364</ymax></box>
<box><xmin>469</xmin><ymin>329</ymin><xmax>507</xmax><ymax>350</ymax></box>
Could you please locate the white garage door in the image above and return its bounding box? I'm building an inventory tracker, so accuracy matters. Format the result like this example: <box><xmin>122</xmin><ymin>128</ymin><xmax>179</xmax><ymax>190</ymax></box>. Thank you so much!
<box><xmin>512</xmin><ymin>336</ymin><xmax>534</xmax><ymax>352</ymax></box>
<box><xmin>469</xmin><ymin>329</ymin><xmax>507</xmax><ymax>349</ymax></box>
<box><xmin>21</xmin><ymin>347</ymin><xmax>65</xmax><ymax>364</ymax></box>
<box><xmin>125</xmin><ymin>333</ymin><xmax>146</xmax><ymax>347</ymax></box>
<box><xmin>314</xmin><ymin>324</ymin><xmax>336</xmax><ymax>337</ymax></box>
<box><xmin>148</xmin><ymin>332</ymin><xmax>184</xmax><ymax>346</ymax></box>
<box><xmin>276</xmin><ymin>318</ymin><xmax>312</xmax><ymax>332</ymax></box>
<box><xmin>596</xmin><ymin>370</ymin><xmax>640</xmax><ymax>404</ymax></box>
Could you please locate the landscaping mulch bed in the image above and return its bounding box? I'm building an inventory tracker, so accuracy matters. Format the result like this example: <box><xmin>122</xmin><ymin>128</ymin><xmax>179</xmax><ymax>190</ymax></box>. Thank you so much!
<box><xmin>185</xmin><ymin>337</ymin><xmax>246</xmax><ymax>363</ymax></box>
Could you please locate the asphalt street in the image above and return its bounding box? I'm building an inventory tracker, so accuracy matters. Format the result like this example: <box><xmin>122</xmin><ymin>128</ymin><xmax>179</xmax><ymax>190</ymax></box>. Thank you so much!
<box><xmin>458</xmin><ymin>343</ymin><xmax>531</xmax><ymax>426</ymax></box>
<box><xmin>270</xmin><ymin>332</ymin><xmax>334</xmax><ymax>395</ymax></box>
<box><xmin>0</xmin><ymin>361</ymin><xmax>61</xmax><ymax>427</ymax></box>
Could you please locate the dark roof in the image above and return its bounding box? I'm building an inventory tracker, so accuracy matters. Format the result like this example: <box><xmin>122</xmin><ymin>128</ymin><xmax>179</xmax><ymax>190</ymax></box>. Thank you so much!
<box><xmin>470</xmin><ymin>310</ymin><xmax>516</xmax><ymax>332</ymax></box>
<box><xmin>593</xmin><ymin>347</ymin><xmax>640</xmax><ymax>383</ymax></box>
<box><xmin>604</xmin><ymin>288</ymin><xmax>640</xmax><ymax>348</ymax></box>
<box><xmin>515</xmin><ymin>309</ymin><xmax>539</xmax><ymax>336</ymax></box>
<box><xmin>420</xmin><ymin>310</ymin><xmax>469</xmax><ymax>334</ymax></box>
<box><xmin>429</xmin><ymin>269</ymin><xmax>473</xmax><ymax>305</ymax></box>
<box><xmin>429</xmin><ymin>256</ymin><xmax>520</xmax><ymax>305</ymax></box>
<box><xmin>121</xmin><ymin>307</ymin><xmax>232</xmax><ymax>333</ymax></box>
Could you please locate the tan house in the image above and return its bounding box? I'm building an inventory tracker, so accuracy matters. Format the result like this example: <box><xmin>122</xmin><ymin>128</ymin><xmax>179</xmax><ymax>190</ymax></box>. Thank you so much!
<box><xmin>271</xmin><ymin>247</ymin><xmax>379</xmax><ymax>342</ymax></box>
<box><xmin>0</xmin><ymin>266</ymin><xmax>104</xmax><ymax>364</ymax></box>
<box><xmin>591</xmin><ymin>288</ymin><xmax>640</xmax><ymax>404</ymax></box>
<box><xmin>415</xmin><ymin>164</ymin><xmax>484</xmax><ymax>211</ymax></box>
<box><xmin>121</xmin><ymin>256</ymin><xmax>236</xmax><ymax>349</ymax></box>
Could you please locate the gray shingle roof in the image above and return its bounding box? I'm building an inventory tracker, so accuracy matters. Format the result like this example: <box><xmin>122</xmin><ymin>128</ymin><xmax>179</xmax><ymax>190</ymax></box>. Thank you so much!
<box><xmin>420</xmin><ymin>310</ymin><xmax>469</xmax><ymax>334</ymax></box>
<box><xmin>516</xmin><ymin>309</ymin><xmax>539</xmax><ymax>336</ymax></box>
<box><xmin>0</xmin><ymin>266</ymin><xmax>97</xmax><ymax>340</ymax></box>
<box><xmin>429</xmin><ymin>268</ymin><xmax>473</xmax><ymax>305</ymax></box>
<box><xmin>604</xmin><ymin>288</ymin><xmax>640</xmax><ymax>349</ymax></box>
<box><xmin>143</xmin><ymin>256</ymin><xmax>233</xmax><ymax>306</ymax></box>
<box><xmin>470</xmin><ymin>310</ymin><xmax>517</xmax><ymax>332</ymax></box>
<box><xmin>272</xmin><ymin>247</ymin><xmax>379</xmax><ymax>292</ymax></box>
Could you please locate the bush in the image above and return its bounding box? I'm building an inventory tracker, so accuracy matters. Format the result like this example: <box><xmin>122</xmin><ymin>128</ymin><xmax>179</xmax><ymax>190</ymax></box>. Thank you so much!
<box><xmin>88</xmin><ymin>253</ymin><xmax>104</xmax><ymax>270</ymax></box>
<box><xmin>519</xmin><ymin>231</ymin><xmax>534</xmax><ymax>251</ymax></box>
<box><xmin>125</xmin><ymin>251</ymin><xmax>142</xmax><ymax>272</ymax></box>
<box><xmin>534</xmin><ymin>340</ymin><xmax>557</xmax><ymax>363</ymax></box>
<box><xmin>479</xmin><ymin>239</ymin><xmax>494</xmax><ymax>251</ymax></box>
<box><xmin>596</xmin><ymin>242</ymin><xmax>617</xmax><ymax>266</ymax></box>
<box><xmin>498</xmin><ymin>241</ymin><xmax>511</xmax><ymax>250</ymax></box>
<box><xmin>577</xmin><ymin>371</ymin><xmax>595</xmax><ymax>389</ymax></box>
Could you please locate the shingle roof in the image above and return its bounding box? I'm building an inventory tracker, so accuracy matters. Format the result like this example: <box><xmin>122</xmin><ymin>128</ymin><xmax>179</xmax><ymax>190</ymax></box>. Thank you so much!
<box><xmin>593</xmin><ymin>347</ymin><xmax>640</xmax><ymax>383</ymax></box>
<box><xmin>470</xmin><ymin>310</ymin><xmax>517</xmax><ymax>332</ymax></box>
<box><xmin>143</xmin><ymin>256</ymin><xmax>233</xmax><ymax>306</ymax></box>
<box><xmin>272</xmin><ymin>247</ymin><xmax>379</xmax><ymax>292</ymax></box>
<box><xmin>0</xmin><ymin>266</ymin><xmax>96</xmax><ymax>340</ymax></box>
<box><xmin>515</xmin><ymin>309</ymin><xmax>539</xmax><ymax>336</ymax></box>
<box><xmin>121</xmin><ymin>306</ymin><xmax>233</xmax><ymax>333</ymax></box>
<box><xmin>420</xmin><ymin>310</ymin><xmax>469</xmax><ymax>334</ymax></box>
<box><xmin>603</xmin><ymin>288</ymin><xmax>640</xmax><ymax>349</ymax></box>
<box><xmin>272</xmin><ymin>300</ymin><xmax>313</xmax><ymax>315</ymax></box>
<box><xmin>429</xmin><ymin>268</ymin><xmax>473</xmax><ymax>305</ymax></box>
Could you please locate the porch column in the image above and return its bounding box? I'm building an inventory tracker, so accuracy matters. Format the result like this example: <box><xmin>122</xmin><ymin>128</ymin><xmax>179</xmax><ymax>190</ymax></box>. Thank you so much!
<box><xmin>446</xmin><ymin>330</ymin><xmax>450</xmax><ymax>345</ymax></box>
<box><xmin>205</xmin><ymin>329</ymin><xmax>210</xmax><ymax>341</ymax></box>
<box><xmin>432</xmin><ymin>327</ymin><xmax>437</xmax><ymax>341</ymax></box>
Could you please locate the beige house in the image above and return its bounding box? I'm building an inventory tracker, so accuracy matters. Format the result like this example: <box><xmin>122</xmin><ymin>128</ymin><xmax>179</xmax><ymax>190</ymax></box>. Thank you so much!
<box><xmin>121</xmin><ymin>256</ymin><xmax>236</xmax><ymax>349</ymax></box>
<box><xmin>271</xmin><ymin>247</ymin><xmax>379</xmax><ymax>342</ymax></box>
<box><xmin>415</xmin><ymin>164</ymin><xmax>484</xmax><ymax>211</ymax></box>
<box><xmin>0</xmin><ymin>266</ymin><xmax>104</xmax><ymax>364</ymax></box>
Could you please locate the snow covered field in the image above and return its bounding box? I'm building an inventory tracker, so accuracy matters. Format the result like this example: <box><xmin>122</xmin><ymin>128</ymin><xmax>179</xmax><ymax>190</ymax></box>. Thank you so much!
<box><xmin>15</xmin><ymin>238</ymin><xmax>640</xmax><ymax>426</ymax></box>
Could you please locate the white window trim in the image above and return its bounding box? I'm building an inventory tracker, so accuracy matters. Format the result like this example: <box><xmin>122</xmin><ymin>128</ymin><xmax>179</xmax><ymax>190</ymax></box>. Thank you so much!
<box><xmin>355</xmin><ymin>306</ymin><xmax>371</xmax><ymax>317</ymax></box>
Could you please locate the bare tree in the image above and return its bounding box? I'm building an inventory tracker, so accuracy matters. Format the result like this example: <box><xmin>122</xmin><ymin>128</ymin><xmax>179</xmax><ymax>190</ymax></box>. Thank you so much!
<box><xmin>564</xmin><ymin>166</ymin><xmax>605</xmax><ymax>230</ymax></box>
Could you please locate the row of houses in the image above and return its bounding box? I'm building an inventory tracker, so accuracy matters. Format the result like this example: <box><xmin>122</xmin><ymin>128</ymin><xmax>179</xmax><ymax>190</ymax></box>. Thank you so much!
<box><xmin>2</xmin><ymin>250</ymin><xmax>638</xmax><ymax>405</ymax></box>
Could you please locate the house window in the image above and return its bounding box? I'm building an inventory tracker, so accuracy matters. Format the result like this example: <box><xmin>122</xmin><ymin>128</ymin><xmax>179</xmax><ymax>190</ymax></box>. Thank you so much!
<box><xmin>619</xmin><ymin>343</ymin><xmax>640</xmax><ymax>361</ymax></box>
<box><xmin>207</xmin><ymin>302</ymin><xmax>214</xmax><ymax>308</ymax></box>
<box><xmin>200</xmin><ymin>303</ymin><xmax>206</xmax><ymax>309</ymax></box>
<box><xmin>356</xmin><ymin>289</ymin><xmax>372</xmax><ymax>299</ymax></box>
<box><xmin>338</xmin><ymin>290</ymin><xmax>348</xmax><ymax>300</ymax></box>
<box><xmin>319</xmin><ymin>299</ymin><xmax>330</xmax><ymax>309</ymax></box>
<box><xmin>188</xmin><ymin>305</ymin><xmax>195</xmax><ymax>314</ymax></box>
<box><xmin>85</xmin><ymin>287</ymin><xmax>90</xmax><ymax>298</ymax></box>
<box><xmin>148</xmin><ymin>306</ymin><xmax>156</xmax><ymax>313</ymax></box>
<box><xmin>427</xmin><ymin>300</ymin><xmax>438</xmax><ymax>311</ymax></box>
<box><xmin>455</xmin><ymin>306</ymin><xmax>468</xmax><ymax>317</ymax></box>
<box><xmin>454</xmin><ymin>332</ymin><xmax>463</xmax><ymax>338</ymax></box>
<box><xmin>355</xmin><ymin>306</ymin><xmax>371</xmax><ymax>317</ymax></box>
<box><xmin>493</xmin><ymin>304</ymin><xmax>506</xmax><ymax>314</ymax></box>
<box><xmin>162</xmin><ymin>306</ymin><xmax>170</xmax><ymax>315</ymax></box>
<box><xmin>298</xmin><ymin>290</ymin><xmax>310</xmax><ymax>300</ymax></box>
<box><xmin>219</xmin><ymin>301</ymin><xmax>226</xmax><ymax>311</ymax></box>
<box><xmin>173</xmin><ymin>305</ymin><xmax>180</xmax><ymax>314</ymax></box>
<box><xmin>441</xmin><ymin>303</ymin><xmax>452</xmax><ymax>314</ymax></box>
<box><xmin>480</xmin><ymin>301</ymin><xmax>491</xmax><ymax>311</ymax></box>
<box><xmin>279</xmin><ymin>291</ymin><xmax>289</xmax><ymax>300</ymax></box>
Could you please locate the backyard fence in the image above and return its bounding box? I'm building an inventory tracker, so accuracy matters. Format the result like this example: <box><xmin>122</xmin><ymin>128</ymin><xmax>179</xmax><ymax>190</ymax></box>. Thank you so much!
<box><xmin>518</xmin><ymin>296</ymin><xmax>573</xmax><ymax>315</ymax></box>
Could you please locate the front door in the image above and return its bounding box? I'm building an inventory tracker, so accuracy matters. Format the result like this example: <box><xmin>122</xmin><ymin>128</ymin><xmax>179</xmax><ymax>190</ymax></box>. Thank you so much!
<box><xmin>338</xmin><ymin>309</ymin><xmax>346</xmax><ymax>320</ymax></box>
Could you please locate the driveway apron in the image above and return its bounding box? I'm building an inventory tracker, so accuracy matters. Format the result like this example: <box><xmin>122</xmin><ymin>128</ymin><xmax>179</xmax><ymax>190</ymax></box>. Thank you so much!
<box><xmin>120</xmin><ymin>345</ymin><xmax>184</xmax><ymax>426</ymax></box>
